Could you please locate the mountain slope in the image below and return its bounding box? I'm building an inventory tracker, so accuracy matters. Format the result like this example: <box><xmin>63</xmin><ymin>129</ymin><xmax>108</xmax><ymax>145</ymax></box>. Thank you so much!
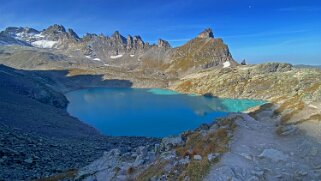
<box><xmin>166</xmin><ymin>29</ymin><xmax>235</xmax><ymax>74</ymax></box>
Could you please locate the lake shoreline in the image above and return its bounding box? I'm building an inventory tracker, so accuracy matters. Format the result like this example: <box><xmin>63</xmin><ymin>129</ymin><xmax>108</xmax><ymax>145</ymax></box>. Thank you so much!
<box><xmin>65</xmin><ymin>87</ymin><xmax>265</xmax><ymax>137</ymax></box>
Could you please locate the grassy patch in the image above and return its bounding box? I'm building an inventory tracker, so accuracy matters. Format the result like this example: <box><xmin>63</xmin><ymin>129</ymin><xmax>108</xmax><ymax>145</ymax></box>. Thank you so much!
<box><xmin>271</xmin><ymin>96</ymin><xmax>288</xmax><ymax>103</ymax></box>
<box><xmin>176</xmin><ymin>80</ymin><xmax>194</xmax><ymax>92</ymax></box>
<box><xmin>308</xmin><ymin>114</ymin><xmax>321</xmax><ymax>121</ymax></box>
<box><xmin>67</xmin><ymin>68</ymin><xmax>96</xmax><ymax>76</ymax></box>
<box><xmin>176</xmin><ymin>127</ymin><xmax>229</xmax><ymax>158</ymax></box>
<box><xmin>184</xmin><ymin>159</ymin><xmax>211</xmax><ymax>181</ymax></box>
<box><xmin>303</xmin><ymin>83</ymin><xmax>321</xmax><ymax>93</ymax></box>
<box><xmin>136</xmin><ymin>118</ymin><xmax>235</xmax><ymax>181</ymax></box>
<box><xmin>38</xmin><ymin>169</ymin><xmax>77</xmax><ymax>181</ymax></box>
<box><xmin>176</xmin><ymin>119</ymin><xmax>234</xmax><ymax>180</ymax></box>
<box><xmin>295</xmin><ymin>114</ymin><xmax>321</xmax><ymax>125</ymax></box>
<box><xmin>136</xmin><ymin>161</ymin><xmax>168</xmax><ymax>181</ymax></box>
<box><xmin>274</xmin><ymin>96</ymin><xmax>305</xmax><ymax>124</ymax></box>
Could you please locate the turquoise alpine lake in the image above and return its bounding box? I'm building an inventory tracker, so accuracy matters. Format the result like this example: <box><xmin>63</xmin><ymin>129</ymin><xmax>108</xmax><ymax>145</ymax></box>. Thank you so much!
<box><xmin>66</xmin><ymin>88</ymin><xmax>265</xmax><ymax>137</ymax></box>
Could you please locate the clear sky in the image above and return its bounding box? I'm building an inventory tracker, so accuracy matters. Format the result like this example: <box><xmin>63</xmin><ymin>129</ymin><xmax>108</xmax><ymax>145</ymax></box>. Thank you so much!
<box><xmin>0</xmin><ymin>0</ymin><xmax>320</xmax><ymax>64</ymax></box>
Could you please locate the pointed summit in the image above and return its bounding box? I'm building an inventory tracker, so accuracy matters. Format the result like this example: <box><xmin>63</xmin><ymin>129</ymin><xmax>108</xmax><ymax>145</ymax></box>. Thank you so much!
<box><xmin>43</xmin><ymin>24</ymin><xmax>66</xmax><ymax>33</ymax></box>
<box><xmin>111</xmin><ymin>31</ymin><xmax>120</xmax><ymax>37</ymax></box>
<box><xmin>197</xmin><ymin>28</ymin><xmax>214</xmax><ymax>39</ymax></box>
<box><xmin>126</xmin><ymin>35</ymin><xmax>133</xmax><ymax>49</ymax></box>
<box><xmin>111</xmin><ymin>31</ymin><xmax>126</xmax><ymax>43</ymax></box>
<box><xmin>67</xmin><ymin>28</ymin><xmax>79</xmax><ymax>40</ymax></box>
<box><xmin>111</xmin><ymin>31</ymin><xmax>122</xmax><ymax>40</ymax></box>
<box><xmin>158</xmin><ymin>39</ymin><xmax>171</xmax><ymax>49</ymax></box>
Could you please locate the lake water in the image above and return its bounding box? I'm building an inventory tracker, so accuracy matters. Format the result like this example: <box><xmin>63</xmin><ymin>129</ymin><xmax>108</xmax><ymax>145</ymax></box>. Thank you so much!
<box><xmin>66</xmin><ymin>88</ymin><xmax>265</xmax><ymax>137</ymax></box>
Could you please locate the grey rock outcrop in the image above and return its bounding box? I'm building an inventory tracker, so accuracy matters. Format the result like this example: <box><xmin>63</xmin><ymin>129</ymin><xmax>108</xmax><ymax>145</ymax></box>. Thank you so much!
<box><xmin>253</xmin><ymin>62</ymin><xmax>293</xmax><ymax>74</ymax></box>
<box><xmin>127</xmin><ymin>35</ymin><xmax>145</xmax><ymax>51</ymax></box>
<box><xmin>161</xmin><ymin>135</ymin><xmax>184</xmax><ymax>151</ymax></box>
<box><xmin>0</xmin><ymin>32</ymin><xmax>31</xmax><ymax>46</ymax></box>
<box><xmin>259</xmin><ymin>148</ymin><xmax>288</xmax><ymax>162</ymax></box>
<box><xmin>198</xmin><ymin>28</ymin><xmax>214</xmax><ymax>38</ymax></box>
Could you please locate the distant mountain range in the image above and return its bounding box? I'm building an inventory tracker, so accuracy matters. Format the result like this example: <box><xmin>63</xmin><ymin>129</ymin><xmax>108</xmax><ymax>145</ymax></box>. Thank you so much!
<box><xmin>294</xmin><ymin>64</ymin><xmax>321</xmax><ymax>70</ymax></box>
<box><xmin>0</xmin><ymin>25</ymin><xmax>237</xmax><ymax>75</ymax></box>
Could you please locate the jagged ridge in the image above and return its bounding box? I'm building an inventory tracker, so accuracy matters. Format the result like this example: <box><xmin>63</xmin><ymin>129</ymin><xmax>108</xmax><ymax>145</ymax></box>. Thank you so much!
<box><xmin>0</xmin><ymin>25</ymin><xmax>237</xmax><ymax>74</ymax></box>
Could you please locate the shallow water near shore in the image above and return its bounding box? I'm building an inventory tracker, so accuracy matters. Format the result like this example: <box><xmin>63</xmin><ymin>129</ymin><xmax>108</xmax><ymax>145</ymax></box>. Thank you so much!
<box><xmin>66</xmin><ymin>88</ymin><xmax>265</xmax><ymax>137</ymax></box>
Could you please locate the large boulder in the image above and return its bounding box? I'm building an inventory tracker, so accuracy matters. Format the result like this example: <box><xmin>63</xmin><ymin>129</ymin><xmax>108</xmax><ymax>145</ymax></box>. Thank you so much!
<box><xmin>161</xmin><ymin>135</ymin><xmax>184</xmax><ymax>151</ymax></box>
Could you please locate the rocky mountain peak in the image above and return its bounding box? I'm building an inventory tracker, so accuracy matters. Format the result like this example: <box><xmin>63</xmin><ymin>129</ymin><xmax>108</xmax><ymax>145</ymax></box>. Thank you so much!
<box><xmin>1</xmin><ymin>27</ymin><xmax>39</xmax><ymax>45</ymax></box>
<box><xmin>157</xmin><ymin>39</ymin><xmax>171</xmax><ymax>49</ymax></box>
<box><xmin>67</xmin><ymin>28</ymin><xmax>80</xmax><ymax>40</ymax></box>
<box><xmin>111</xmin><ymin>31</ymin><xmax>125</xmax><ymax>40</ymax></box>
<box><xmin>43</xmin><ymin>24</ymin><xmax>66</xmax><ymax>34</ymax></box>
<box><xmin>133</xmin><ymin>35</ymin><xmax>142</xmax><ymax>41</ymax></box>
<box><xmin>112</xmin><ymin>31</ymin><xmax>120</xmax><ymax>37</ymax></box>
<box><xmin>24</xmin><ymin>27</ymin><xmax>40</xmax><ymax>34</ymax></box>
<box><xmin>126</xmin><ymin>35</ymin><xmax>133</xmax><ymax>49</ymax></box>
<box><xmin>3</xmin><ymin>27</ymin><xmax>39</xmax><ymax>36</ymax></box>
<box><xmin>126</xmin><ymin>35</ymin><xmax>144</xmax><ymax>50</ymax></box>
<box><xmin>197</xmin><ymin>28</ymin><xmax>214</xmax><ymax>39</ymax></box>
<box><xmin>134</xmin><ymin>36</ymin><xmax>144</xmax><ymax>49</ymax></box>
<box><xmin>84</xmin><ymin>33</ymin><xmax>98</xmax><ymax>38</ymax></box>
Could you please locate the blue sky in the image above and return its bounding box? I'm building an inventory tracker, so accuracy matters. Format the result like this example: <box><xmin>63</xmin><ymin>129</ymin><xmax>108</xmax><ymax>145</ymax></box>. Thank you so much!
<box><xmin>0</xmin><ymin>0</ymin><xmax>320</xmax><ymax>64</ymax></box>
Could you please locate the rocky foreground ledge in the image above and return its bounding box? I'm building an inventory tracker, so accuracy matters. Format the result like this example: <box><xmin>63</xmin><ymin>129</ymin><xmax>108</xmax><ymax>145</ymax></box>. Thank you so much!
<box><xmin>47</xmin><ymin>114</ymin><xmax>237</xmax><ymax>181</ymax></box>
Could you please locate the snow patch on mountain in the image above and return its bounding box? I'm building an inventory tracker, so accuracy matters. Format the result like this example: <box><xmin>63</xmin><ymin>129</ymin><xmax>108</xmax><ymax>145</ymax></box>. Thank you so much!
<box><xmin>93</xmin><ymin>58</ymin><xmax>101</xmax><ymax>61</ymax></box>
<box><xmin>34</xmin><ymin>34</ymin><xmax>45</xmax><ymax>38</ymax></box>
<box><xmin>130</xmin><ymin>54</ymin><xmax>135</xmax><ymax>57</ymax></box>
<box><xmin>31</xmin><ymin>40</ymin><xmax>57</xmax><ymax>48</ymax></box>
<box><xmin>110</xmin><ymin>54</ymin><xmax>123</xmax><ymax>59</ymax></box>
<box><xmin>223</xmin><ymin>61</ymin><xmax>231</xmax><ymax>68</ymax></box>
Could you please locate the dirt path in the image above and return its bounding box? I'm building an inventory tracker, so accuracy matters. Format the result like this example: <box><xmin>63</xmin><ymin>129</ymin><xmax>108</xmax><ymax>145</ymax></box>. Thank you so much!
<box><xmin>204</xmin><ymin>108</ymin><xmax>321</xmax><ymax>181</ymax></box>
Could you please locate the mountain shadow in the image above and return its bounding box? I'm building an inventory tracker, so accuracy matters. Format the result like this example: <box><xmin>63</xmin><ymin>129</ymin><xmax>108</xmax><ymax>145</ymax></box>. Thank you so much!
<box><xmin>0</xmin><ymin>64</ymin><xmax>158</xmax><ymax>180</ymax></box>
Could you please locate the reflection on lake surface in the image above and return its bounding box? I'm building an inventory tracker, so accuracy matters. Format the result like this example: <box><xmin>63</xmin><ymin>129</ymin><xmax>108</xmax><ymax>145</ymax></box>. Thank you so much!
<box><xmin>66</xmin><ymin>88</ymin><xmax>265</xmax><ymax>137</ymax></box>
